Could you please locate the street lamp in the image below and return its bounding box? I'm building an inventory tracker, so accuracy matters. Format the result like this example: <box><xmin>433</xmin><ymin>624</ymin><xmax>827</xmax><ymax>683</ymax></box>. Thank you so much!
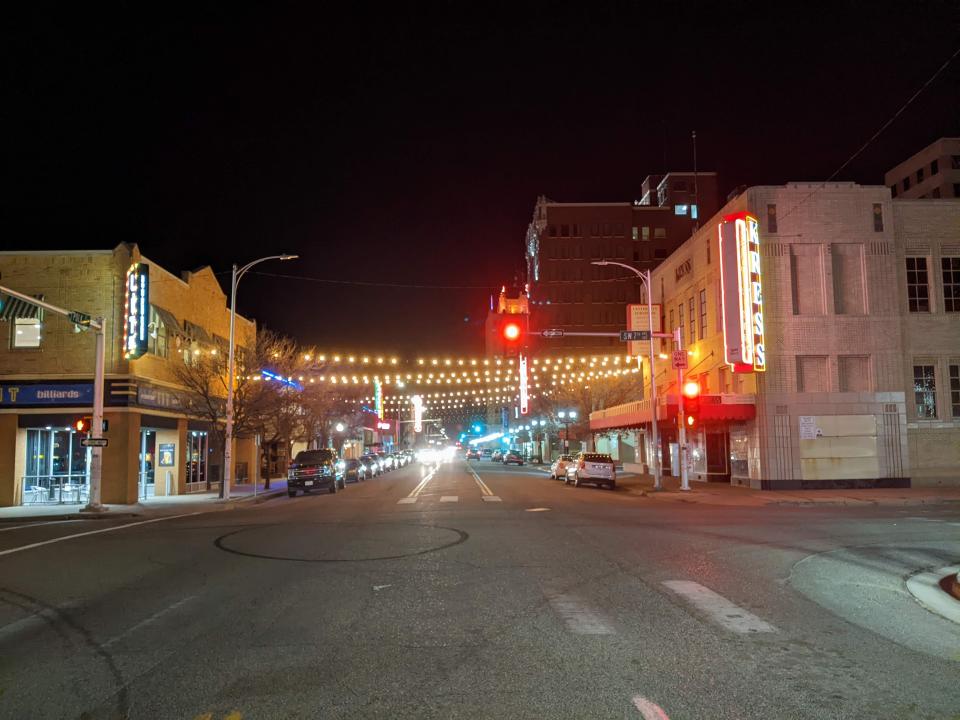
<box><xmin>223</xmin><ymin>254</ymin><xmax>298</xmax><ymax>500</ymax></box>
<box><xmin>557</xmin><ymin>410</ymin><xmax>578</xmax><ymax>452</ymax></box>
<box><xmin>591</xmin><ymin>260</ymin><xmax>662</xmax><ymax>490</ymax></box>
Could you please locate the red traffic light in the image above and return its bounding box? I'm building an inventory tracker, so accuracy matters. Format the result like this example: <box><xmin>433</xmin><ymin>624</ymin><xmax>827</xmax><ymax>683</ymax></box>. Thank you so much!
<box><xmin>502</xmin><ymin>322</ymin><xmax>521</xmax><ymax>342</ymax></box>
<box><xmin>682</xmin><ymin>380</ymin><xmax>700</xmax><ymax>399</ymax></box>
<box><xmin>681</xmin><ymin>381</ymin><xmax>700</xmax><ymax>429</ymax></box>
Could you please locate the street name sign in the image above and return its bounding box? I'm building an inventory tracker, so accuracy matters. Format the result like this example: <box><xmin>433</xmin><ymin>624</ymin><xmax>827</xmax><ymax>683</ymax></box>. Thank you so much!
<box><xmin>619</xmin><ymin>330</ymin><xmax>650</xmax><ymax>342</ymax></box>
<box><xmin>672</xmin><ymin>350</ymin><xmax>688</xmax><ymax>370</ymax></box>
<box><xmin>541</xmin><ymin>329</ymin><xmax>565</xmax><ymax>338</ymax></box>
<box><xmin>80</xmin><ymin>437</ymin><xmax>108</xmax><ymax>448</ymax></box>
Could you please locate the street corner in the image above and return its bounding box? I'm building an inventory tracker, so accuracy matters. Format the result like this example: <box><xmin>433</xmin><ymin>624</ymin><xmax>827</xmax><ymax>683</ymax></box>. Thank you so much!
<box><xmin>906</xmin><ymin>564</ymin><xmax>960</xmax><ymax>627</ymax></box>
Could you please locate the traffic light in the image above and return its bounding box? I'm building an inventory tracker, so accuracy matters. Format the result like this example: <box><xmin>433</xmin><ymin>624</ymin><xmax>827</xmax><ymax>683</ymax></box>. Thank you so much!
<box><xmin>502</xmin><ymin>321</ymin><xmax>522</xmax><ymax>343</ymax></box>
<box><xmin>681</xmin><ymin>380</ymin><xmax>701</xmax><ymax>430</ymax></box>
<box><xmin>74</xmin><ymin>416</ymin><xmax>92</xmax><ymax>434</ymax></box>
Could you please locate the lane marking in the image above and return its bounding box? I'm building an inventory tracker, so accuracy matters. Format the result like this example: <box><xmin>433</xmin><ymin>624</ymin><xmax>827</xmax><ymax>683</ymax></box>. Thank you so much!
<box><xmin>526</xmin><ymin>507</ymin><xmax>551</xmax><ymax>512</ymax></box>
<box><xmin>632</xmin><ymin>695</ymin><xmax>671</xmax><ymax>720</ymax></box>
<box><xmin>103</xmin><ymin>595</ymin><xmax>197</xmax><ymax>647</ymax></box>
<box><xmin>0</xmin><ymin>520</ymin><xmax>80</xmax><ymax>533</ymax></box>
<box><xmin>373</xmin><ymin>584</ymin><xmax>392</xmax><ymax>591</ymax></box>
<box><xmin>468</xmin><ymin>466</ymin><xmax>494</xmax><ymax>496</ymax></box>
<box><xmin>406</xmin><ymin>469</ymin><xmax>437</xmax><ymax>499</ymax></box>
<box><xmin>545</xmin><ymin>591</ymin><xmax>614</xmax><ymax>635</ymax></box>
<box><xmin>440</xmin><ymin>496</ymin><xmax>458</xmax><ymax>503</ymax></box>
<box><xmin>396</xmin><ymin>497</ymin><xmax>418</xmax><ymax>504</ymax></box>
<box><xmin>662</xmin><ymin>580</ymin><xmax>777</xmax><ymax>634</ymax></box>
<box><xmin>0</xmin><ymin>601</ymin><xmax>80</xmax><ymax>642</ymax></box>
<box><xmin>0</xmin><ymin>512</ymin><xmax>204</xmax><ymax>558</ymax></box>
<box><xmin>482</xmin><ymin>496</ymin><xmax>502</xmax><ymax>502</ymax></box>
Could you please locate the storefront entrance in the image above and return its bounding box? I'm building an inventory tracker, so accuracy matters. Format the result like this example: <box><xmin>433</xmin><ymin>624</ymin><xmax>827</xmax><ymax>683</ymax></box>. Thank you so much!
<box><xmin>186</xmin><ymin>430</ymin><xmax>208</xmax><ymax>492</ymax></box>
<box><xmin>138</xmin><ymin>429</ymin><xmax>157</xmax><ymax>499</ymax></box>
<box><xmin>23</xmin><ymin>427</ymin><xmax>88</xmax><ymax>504</ymax></box>
<box><xmin>705</xmin><ymin>430</ymin><xmax>731</xmax><ymax>482</ymax></box>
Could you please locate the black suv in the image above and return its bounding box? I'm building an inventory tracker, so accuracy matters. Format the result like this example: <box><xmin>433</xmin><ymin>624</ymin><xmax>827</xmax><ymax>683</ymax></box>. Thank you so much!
<box><xmin>288</xmin><ymin>449</ymin><xmax>345</xmax><ymax>496</ymax></box>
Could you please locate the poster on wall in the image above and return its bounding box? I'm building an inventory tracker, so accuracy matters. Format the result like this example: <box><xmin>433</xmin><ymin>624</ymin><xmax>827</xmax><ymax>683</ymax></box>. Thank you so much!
<box><xmin>798</xmin><ymin>416</ymin><xmax>822</xmax><ymax>439</ymax></box>
<box><xmin>158</xmin><ymin>443</ymin><xmax>175</xmax><ymax>466</ymax></box>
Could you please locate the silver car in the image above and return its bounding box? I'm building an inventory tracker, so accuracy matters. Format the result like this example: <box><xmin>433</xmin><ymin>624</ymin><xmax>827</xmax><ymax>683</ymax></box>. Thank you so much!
<box><xmin>550</xmin><ymin>454</ymin><xmax>575</xmax><ymax>480</ymax></box>
<box><xmin>566</xmin><ymin>452</ymin><xmax>616</xmax><ymax>489</ymax></box>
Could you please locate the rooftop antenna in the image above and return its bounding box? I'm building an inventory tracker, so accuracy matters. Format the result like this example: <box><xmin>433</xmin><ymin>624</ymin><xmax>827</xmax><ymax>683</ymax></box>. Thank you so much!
<box><xmin>692</xmin><ymin>129</ymin><xmax>699</xmax><ymax>231</ymax></box>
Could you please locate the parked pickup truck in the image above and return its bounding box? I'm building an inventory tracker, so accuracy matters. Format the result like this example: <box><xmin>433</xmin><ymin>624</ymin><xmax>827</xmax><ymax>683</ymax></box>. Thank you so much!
<box><xmin>288</xmin><ymin>449</ymin><xmax>345</xmax><ymax>496</ymax></box>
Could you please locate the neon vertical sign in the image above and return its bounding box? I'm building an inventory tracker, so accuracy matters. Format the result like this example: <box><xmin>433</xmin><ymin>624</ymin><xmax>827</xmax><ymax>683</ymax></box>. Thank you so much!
<box><xmin>718</xmin><ymin>212</ymin><xmax>765</xmax><ymax>373</ymax></box>
<box><xmin>519</xmin><ymin>354</ymin><xmax>529</xmax><ymax>415</ymax></box>
<box><xmin>412</xmin><ymin>395</ymin><xmax>424</xmax><ymax>433</ymax></box>
<box><xmin>123</xmin><ymin>262</ymin><xmax>149</xmax><ymax>360</ymax></box>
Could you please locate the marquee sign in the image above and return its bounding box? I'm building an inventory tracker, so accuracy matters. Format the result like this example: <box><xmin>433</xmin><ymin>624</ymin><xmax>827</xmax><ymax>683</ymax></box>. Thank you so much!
<box><xmin>123</xmin><ymin>262</ymin><xmax>150</xmax><ymax>359</ymax></box>
<box><xmin>718</xmin><ymin>212</ymin><xmax>765</xmax><ymax>373</ymax></box>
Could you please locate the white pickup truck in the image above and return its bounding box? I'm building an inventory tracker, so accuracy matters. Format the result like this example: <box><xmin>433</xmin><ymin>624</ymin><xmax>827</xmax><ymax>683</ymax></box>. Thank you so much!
<box><xmin>565</xmin><ymin>452</ymin><xmax>617</xmax><ymax>490</ymax></box>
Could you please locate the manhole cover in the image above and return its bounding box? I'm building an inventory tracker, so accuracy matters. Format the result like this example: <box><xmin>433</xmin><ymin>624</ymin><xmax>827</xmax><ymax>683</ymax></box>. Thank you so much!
<box><xmin>214</xmin><ymin>522</ymin><xmax>468</xmax><ymax>562</ymax></box>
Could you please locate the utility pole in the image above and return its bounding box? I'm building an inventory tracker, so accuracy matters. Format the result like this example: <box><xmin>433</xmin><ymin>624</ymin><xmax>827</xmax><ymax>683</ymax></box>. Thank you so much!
<box><xmin>0</xmin><ymin>284</ymin><xmax>107</xmax><ymax>510</ymax></box>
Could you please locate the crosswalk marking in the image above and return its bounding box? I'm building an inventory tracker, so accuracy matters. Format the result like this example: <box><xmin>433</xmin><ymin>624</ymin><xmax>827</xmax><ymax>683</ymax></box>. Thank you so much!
<box><xmin>544</xmin><ymin>591</ymin><xmax>614</xmax><ymax>635</ymax></box>
<box><xmin>440</xmin><ymin>496</ymin><xmax>458</xmax><ymax>503</ymax></box>
<box><xmin>662</xmin><ymin>580</ymin><xmax>777</xmax><ymax>634</ymax></box>
<box><xmin>482</xmin><ymin>496</ymin><xmax>502</xmax><ymax>502</ymax></box>
<box><xmin>396</xmin><ymin>497</ymin><xmax>417</xmax><ymax>504</ymax></box>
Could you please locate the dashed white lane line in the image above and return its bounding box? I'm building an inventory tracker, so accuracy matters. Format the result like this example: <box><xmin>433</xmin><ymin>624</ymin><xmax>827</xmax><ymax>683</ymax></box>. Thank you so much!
<box><xmin>396</xmin><ymin>497</ymin><xmax>418</xmax><ymax>504</ymax></box>
<box><xmin>662</xmin><ymin>580</ymin><xmax>777</xmax><ymax>634</ymax></box>
<box><xmin>103</xmin><ymin>595</ymin><xmax>197</xmax><ymax>647</ymax></box>
<box><xmin>481</xmin><ymin>496</ymin><xmax>502</xmax><ymax>502</ymax></box>
<box><xmin>545</xmin><ymin>591</ymin><xmax>614</xmax><ymax>635</ymax></box>
<box><xmin>0</xmin><ymin>512</ymin><xmax>204</xmax><ymax>558</ymax></box>
<box><xmin>0</xmin><ymin>602</ymin><xmax>80</xmax><ymax>643</ymax></box>
<box><xmin>0</xmin><ymin>520</ymin><xmax>80</xmax><ymax>533</ymax></box>
<box><xmin>632</xmin><ymin>695</ymin><xmax>671</xmax><ymax>720</ymax></box>
<box><xmin>440</xmin><ymin>496</ymin><xmax>459</xmax><ymax>503</ymax></box>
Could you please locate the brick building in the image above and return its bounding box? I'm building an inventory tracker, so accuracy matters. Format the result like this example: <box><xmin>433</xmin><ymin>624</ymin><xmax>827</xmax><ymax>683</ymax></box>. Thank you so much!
<box><xmin>524</xmin><ymin>172</ymin><xmax>719</xmax><ymax>351</ymax></box>
<box><xmin>885</xmin><ymin>137</ymin><xmax>960</xmax><ymax>200</ymax></box>
<box><xmin>0</xmin><ymin>244</ymin><xmax>258</xmax><ymax>506</ymax></box>
<box><xmin>589</xmin><ymin>181</ymin><xmax>960</xmax><ymax>489</ymax></box>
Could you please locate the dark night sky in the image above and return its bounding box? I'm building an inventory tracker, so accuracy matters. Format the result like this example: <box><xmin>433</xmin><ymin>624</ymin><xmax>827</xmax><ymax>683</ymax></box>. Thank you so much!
<box><xmin>3</xmin><ymin>3</ymin><xmax>958</xmax><ymax>354</ymax></box>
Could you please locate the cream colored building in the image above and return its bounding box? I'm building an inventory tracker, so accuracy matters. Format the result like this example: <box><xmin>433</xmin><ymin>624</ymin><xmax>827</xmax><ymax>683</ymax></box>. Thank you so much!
<box><xmin>0</xmin><ymin>243</ymin><xmax>258</xmax><ymax>506</ymax></box>
<box><xmin>590</xmin><ymin>182</ymin><xmax>960</xmax><ymax>488</ymax></box>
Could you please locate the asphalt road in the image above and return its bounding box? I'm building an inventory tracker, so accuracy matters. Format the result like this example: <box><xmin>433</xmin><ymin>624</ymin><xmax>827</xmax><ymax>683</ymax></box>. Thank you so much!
<box><xmin>1</xmin><ymin>458</ymin><xmax>958</xmax><ymax>720</ymax></box>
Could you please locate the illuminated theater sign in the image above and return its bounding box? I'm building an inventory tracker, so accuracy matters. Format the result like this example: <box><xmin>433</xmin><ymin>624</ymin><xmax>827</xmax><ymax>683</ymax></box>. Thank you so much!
<box><xmin>123</xmin><ymin>262</ymin><xmax>150</xmax><ymax>360</ymax></box>
<box><xmin>718</xmin><ymin>212</ymin><xmax>765</xmax><ymax>373</ymax></box>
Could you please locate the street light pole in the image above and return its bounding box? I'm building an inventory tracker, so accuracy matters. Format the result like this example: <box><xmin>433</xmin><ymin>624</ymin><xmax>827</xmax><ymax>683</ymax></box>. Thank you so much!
<box><xmin>591</xmin><ymin>261</ymin><xmax>662</xmax><ymax>490</ymax></box>
<box><xmin>223</xmin><ymin>254</ymin><xmax>298</xmax><ymax>500</ymax></box>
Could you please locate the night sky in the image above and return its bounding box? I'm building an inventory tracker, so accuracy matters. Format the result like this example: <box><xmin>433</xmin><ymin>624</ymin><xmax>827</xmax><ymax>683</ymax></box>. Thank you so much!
<box><xmin>3</xmin><ymin>4</ymin><xmax>958</xmax><ymax>355</ymax></box>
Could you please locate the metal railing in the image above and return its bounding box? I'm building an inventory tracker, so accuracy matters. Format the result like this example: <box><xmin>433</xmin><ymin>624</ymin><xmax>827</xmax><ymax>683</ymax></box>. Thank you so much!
<box><xmin>21</xmin><ymin>474</ymin><xmax>89</xmax><ymax>505</ymax></box>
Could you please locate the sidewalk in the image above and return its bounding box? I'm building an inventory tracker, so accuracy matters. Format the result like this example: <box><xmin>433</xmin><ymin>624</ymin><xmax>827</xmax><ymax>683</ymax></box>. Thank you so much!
<box><xmin>532</xmin><ymin>464</ymin><xmax>960</xmax><ymax>507</ymax></box>
<box><xmin>0</xmin><ymin>479</ymin><xmax>288</xmax><ymax>523</ymax></box>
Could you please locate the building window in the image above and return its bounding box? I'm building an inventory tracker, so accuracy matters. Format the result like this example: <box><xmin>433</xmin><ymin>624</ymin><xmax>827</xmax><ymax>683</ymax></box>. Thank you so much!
<box><xmin>147</xmin><ymin>307</ymin><xmax>169</xmax><ymax>358</ymax></box>
<box><xmin>832</xmin><ymin>243</ymin><xmax>866</xmax><ymax>315</ymax></box>
<box><xmin>790</xmin><ymin>244</ymin><xmax>825</xmax><ymax>315</ymax></box>
<box><xmin>548</xmin><ymin>225</ymin><xmax>557</xmax><ymax>237</ymax></box>
<box><xmin>560</xmin><ymin>224</ymin><xmax>569</xmax><ymax>237</ymax></box>
<box><xmin>890</xmin><ymin>184</ymin><xmax>898</xmax><ymax>198</ymax></box>
<box><xmin>954</xmin><ymin>183</ymin><xmax>960</xmax><ymax>197</ymax></box>
<box><xmin>931</xmin><ymin>159</ymin><xmax>939</xmax><ymax>175</ymax></box>
<box><xmin>950</xmin><ymin>364</ymin><xmax>960</xmax><ymax>418</ymax></box>
<box><xmin>688</xmin><ymin>297</ymin><xmax>695</xmax><ymax>345</ymax></box>
<box><xmin>641</xmin><ymin>226</ymin><xmax>650</xmax><ymax>241</ymax></box>
<box><xmin>669</xmin><ymin>308</ymin><xmax>674</xmax><ymax>334</ymax></box>
<box><xmin>632</xmin><ymin>226</ymin><xmax>639</xmax><ymax>241</ymax></box>
<box><xmin>839</xmin><ymin>355</ymin><xmax>871</xmax><ymax>392</ymax></box>
<box><xmin>903</xmin><ymin>176</ymin><xmax>910</xmax><ymax>191</ymax></box>
<box><xmin>633</xmin><ymin>250</ymin><xmax>640</xmax><ymax>261</ymax></box>
<box><xmin>698</xmin><ymin>288</ymin><xmax>707</xmax><ymax>340</ymax></box>
<box><xmin>797</xmin><ymin>356</ymin><xmax>829</xmax><ymax>392</ymax></box>
<box><xmin>572</xmin><ymin>224</ymin><xmax>580</xmax><ymax>236</ymax></box>
<box><xmin>913</xmin><ymin>365</ymin><xmax>937</xmax><ymax>418</ymax></box>
<box><xmin>767</xmin><ymin>204</ymin><xmax>777</xmax><ymax>233</ymax></box>
<box><xmin>654</xmin><ymin>248</ymin><xmax>668</xmax><ymax>259</ymax></box>
<box><xmin>917</xmin><ymin>167</ymin><xmax>924</xmax><ymax>183</ymax></box>
<box><xmin>12</xmin><ymin>317</ymin><xmax>42</xmax><ymax>348</ymax></box>
<box><xmin>678</xmin><ymin>303</ymin><xmax>684</xmax><ymax>339</ymax></box>
<box><xmin>906</xmin><ymin>257</ymin><xmax>930</xmax><ymax>312</ymax></box>
<box><xmin>654</xmin><ymin>227</ymin><xmax>666</xmax><ymax>239</ymax></box>
<box><xmin>953</xmin><ymin>155</ymin><xmax>960</xmax><ymax>170</ymax></box>
<box><xmin>943</xmin><ymin>257</ymin><xmax>960</xmax><ymax>312</ymax></box>
<box><xmin>674</xmin><ymin>204</ymin><xmax>689</xmax><ymax>216</ymax></box>
<box><xmin>872</xmin><ymin>203</ymin><xmax>883</xmax><ymax>232</ymax></box>
<box><xmin>691</xmin><ymin>204</ymin><xmax>698</xmax><ymax>220</ymax></box>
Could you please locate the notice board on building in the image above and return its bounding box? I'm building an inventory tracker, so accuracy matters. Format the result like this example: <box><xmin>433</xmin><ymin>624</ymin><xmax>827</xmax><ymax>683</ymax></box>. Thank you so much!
<box><xmin>798</xmin><ymin>416</ymin><xmax>821</xmax><ymax>440</ymax></box>
<box><xmin>626</xmin><ymin>303</ymin><xmax>662</xmax><ymax>357</ymax></box>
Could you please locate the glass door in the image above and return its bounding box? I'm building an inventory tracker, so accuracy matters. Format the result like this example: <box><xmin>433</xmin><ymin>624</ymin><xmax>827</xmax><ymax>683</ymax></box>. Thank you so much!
<box><xmin>186</xmin><ymin>431</ymin><xmax>208</xmax><ymax>492</ymax></box>
<box><xmin>139</xmin><ymin>429</ymin><xmax>157</xmax><ymax>499</ymax></box>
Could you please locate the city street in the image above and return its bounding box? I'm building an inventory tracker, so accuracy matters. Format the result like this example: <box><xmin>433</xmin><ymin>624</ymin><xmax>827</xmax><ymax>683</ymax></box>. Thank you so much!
<box><xmin>1</xmin><ymin>459</ymin><xmax>958</xmax><ymax>720</ymax></box>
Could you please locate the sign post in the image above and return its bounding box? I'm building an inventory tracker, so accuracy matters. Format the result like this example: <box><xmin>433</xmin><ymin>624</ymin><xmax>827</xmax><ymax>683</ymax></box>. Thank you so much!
<box><xmin>674</xmin><ymin>328</ymin><xmax>690</xmax><ymax>492</ymax></box>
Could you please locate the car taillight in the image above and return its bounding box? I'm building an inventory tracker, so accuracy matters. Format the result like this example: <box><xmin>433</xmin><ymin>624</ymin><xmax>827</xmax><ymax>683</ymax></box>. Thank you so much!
<box><xmin>579</xmin><ymin>460</ymin><xmax>585</xmax><ymax>469</ymax></box>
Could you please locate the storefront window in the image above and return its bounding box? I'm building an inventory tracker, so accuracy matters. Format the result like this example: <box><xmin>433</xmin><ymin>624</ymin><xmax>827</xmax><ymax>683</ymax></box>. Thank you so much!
<box><xmin>23</xmin><ymin>428</ymin><xmax>88</xmax><ymax>504</ymax></box>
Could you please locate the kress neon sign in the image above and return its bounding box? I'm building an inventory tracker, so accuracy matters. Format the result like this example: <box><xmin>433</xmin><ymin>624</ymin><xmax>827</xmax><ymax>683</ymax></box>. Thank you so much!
<box><xmin>718</xmin><ymin>212</ymin><xmax>766</xmax><ymax>373</ymax></box>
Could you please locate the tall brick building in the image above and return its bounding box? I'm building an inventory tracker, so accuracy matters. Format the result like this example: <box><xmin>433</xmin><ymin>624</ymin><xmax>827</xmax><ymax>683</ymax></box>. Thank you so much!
<box><xmin>524</xmin><ymin>172</ymin><xmax>720</xmax><ymax>351</ymax></box>
<box><xmin>0</xmin><ymin>244</ymin><xmax>258</xmax><ymax>506</ymax></box>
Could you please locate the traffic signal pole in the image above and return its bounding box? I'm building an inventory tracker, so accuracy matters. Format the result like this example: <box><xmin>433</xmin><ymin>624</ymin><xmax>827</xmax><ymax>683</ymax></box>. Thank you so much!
<box><xmin>0</xmin><ymin>284</ymin><xmax>107</xmax><ymax>510</ymax></box>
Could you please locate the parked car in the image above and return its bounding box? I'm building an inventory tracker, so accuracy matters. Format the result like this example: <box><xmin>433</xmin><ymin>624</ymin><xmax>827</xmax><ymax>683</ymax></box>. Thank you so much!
<box><xmin>360</xmin><ymin>454</ymin><xmax>381</xmax><ymax>476</ymax></box>
<box><xmin>565</xmin><ymin>452</ymin><xmax>616</xmax><ymax>489</ymax></box>
<box><xmin>491</xmin><ymin>450</ymin><xmax>503</xmax><ymax>462</ymax></box>
<box><xmin>550</xmin><ymin>454</ymin><xmax>575</xmax><ymax>480</ymax></box>
<box><xmin>288</xmin><ymin>449</ymin><xmax>344</xmax><ymax>496</ymax></box>
<box><xmin>502</xmin><ymin>450</ymin><xmax>524</xmax><ymax>466</ymax></box>
<box><xmin>391</xmin><ymin>453</ymin><xmax>406</xmax><ymax>468</ymax></box>
<box><xmin>465</xmin><ymin>448</ymin><xmax>481</xmax><ymax>460</ymax></box>
<box><xmin>343</xmin><ymin>458</ymin><xmax>367</xmax><ymax>483</ymax></box>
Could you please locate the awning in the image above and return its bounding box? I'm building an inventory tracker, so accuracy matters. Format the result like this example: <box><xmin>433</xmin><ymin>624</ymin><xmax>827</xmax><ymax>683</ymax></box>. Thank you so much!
<box><xmin>151</xmin><ymin>305</ymin><xmax>185</xmax><ymax>337</ymax></box>
<box><xmin>590</xmin><ymin>395</ymin><xmax>756</xmax><ymax>431</ymax></box>
<box><xmin>0</xmin><ymin>294</ymin><xmax>43</xmax><ymax>321</ymax></box>
<box><xmin>183</xmin><ymin>320</ymin><xmax>214</xmax><ymax>345</ymax></box>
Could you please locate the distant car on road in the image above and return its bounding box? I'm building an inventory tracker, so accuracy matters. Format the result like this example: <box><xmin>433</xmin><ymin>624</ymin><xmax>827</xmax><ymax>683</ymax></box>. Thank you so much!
<box><xmin>465</xmin><ymin>448</ymin><xmax>481</xmax><ymax>460</ymax></box>
<box><xmin>288</xmin><ymin>449</ymin><xmax>344</xmax><ymax>496</ymax></box>
<box><xmin>550</xmin><ymin>454</ymin><xmax>575</xmax><ymax>480</ymax></box>
<box><xmin>343</xmin><ymin>458</ymin><xmax>367</xmax><ymax>483</ymax></box>
<box><xmin>481</xmin><ymin>448</ymin><xmax>493</xmax><ymax>459</ymax></box>
<box><xmin>502</xmin><ymin>450</ymin><xmax>524</xmax><ymax>466</ymax></box>
<box><xmin>565</xmin><ymin>452</ymin><xmax>616</xmax><ymax>489</ymax></box>
<box><xmin>491</xmin><ymin>450</ymin><xmax>503</xmax><ymax>462</ymax></box>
